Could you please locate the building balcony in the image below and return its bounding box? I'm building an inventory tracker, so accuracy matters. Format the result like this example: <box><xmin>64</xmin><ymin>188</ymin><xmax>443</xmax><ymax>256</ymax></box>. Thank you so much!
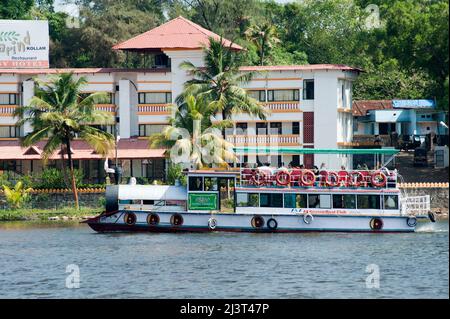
<box><xmin>137</xmin><ymin>104</ymin><xmax>171</xmax><ymax>115</ymax></box>
<box><xmin>0</xmin><ymin>105</ymin><xmax>17</xmax><ymax>116</ymax></box>
<box><xmin>95</xmin><ymin>104</ymin><xmax>116</xmax><ymax>113</ymax></box>
<box><xmin>226</xmin><ymin>134</ymin><xmax>301</xmax><ymax>146</ymax></box>
<box><xmin>263</xmin><ymin>102</ymin><xmax>301</xmax><ymax>113</ymax></box>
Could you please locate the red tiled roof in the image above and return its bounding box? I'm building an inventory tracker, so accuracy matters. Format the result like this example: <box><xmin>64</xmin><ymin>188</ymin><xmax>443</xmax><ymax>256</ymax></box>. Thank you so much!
<box><xmin>352</xmin><ymin>100</ymin><xmax>393</xmax><ymax>117</ymax></box>
<box><xmin>0</xmin><ymin>68</ymin><xmax>170</xmax><ymax>75</ymax></box>
<box><xmin>0</xmin><ymin>138</ymin><xmax>165</xmax><ymax>160</ymax></box>
<box><xmin>240</xmin><ymin>64</ymin><xmax>363</xmax><ymax>72</ymax></box>
<box><xmin>113</xmin><ymin>16</ymin><xmax>242</xmax><ymax>51</ymax></box>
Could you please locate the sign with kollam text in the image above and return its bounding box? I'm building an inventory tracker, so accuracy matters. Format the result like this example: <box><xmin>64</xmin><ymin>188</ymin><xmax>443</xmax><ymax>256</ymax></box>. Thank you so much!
<box><xmin>188</xmin><ymin>193</ymin><xmax>218</xmax><ymax>210</ymax></box>
<box><xmin>0</xmin><ymin>20</ymin><xmax>49</xmax><ymax>68</ymax></box>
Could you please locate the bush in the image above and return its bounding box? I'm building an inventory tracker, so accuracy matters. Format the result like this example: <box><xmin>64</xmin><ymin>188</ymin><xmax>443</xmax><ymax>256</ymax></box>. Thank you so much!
<box><xmin>2</xmin><ymin>181</ymin><xmax>32</xmax><ymax>209</ymax></box>
<box><xmin>35</xmin><ymin>168</ymin><xmax>84</xmax><ymax>189</ymax></box>
<box><xmin>167</xmin><ymin>164</ymin><xmax>186</xmax><ymax>185</ymax></box>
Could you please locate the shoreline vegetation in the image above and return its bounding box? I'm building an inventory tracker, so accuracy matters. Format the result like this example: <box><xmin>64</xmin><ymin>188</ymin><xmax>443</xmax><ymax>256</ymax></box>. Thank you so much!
<box><xmin>0</xmin><ymin>207</ymin><xmax>101</xmax><ymax>222</ymax></box>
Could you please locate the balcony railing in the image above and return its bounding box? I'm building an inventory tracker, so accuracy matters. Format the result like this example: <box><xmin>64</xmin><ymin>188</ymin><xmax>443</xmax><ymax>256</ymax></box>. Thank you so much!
<box><xmin>95</xmin><ymin>104</ymin><xmax>116</xmax><ymax>113</ymax></box>
<box><xmin>239</xmin><ymin>168</ymin><xmax>398</xmax><ymax>189</ymax></box>
<box><xmin>226</xmin><ymin>134</ymin><xmax>301</xmax><ymax>146</ymax></box>
<box><xmin>138</xmin><ymin>104</ymin><xmax>171</xmax><ymax>115</ymax></box>
<box><xmin>263</xmin><ymin>102</ymin><xmax>300</xmax><ymax>113</ymax></box>
<box><xmin>0</xmin><ymin>105</ymin><xmax>17</xmax><ymax>116</ymax></box>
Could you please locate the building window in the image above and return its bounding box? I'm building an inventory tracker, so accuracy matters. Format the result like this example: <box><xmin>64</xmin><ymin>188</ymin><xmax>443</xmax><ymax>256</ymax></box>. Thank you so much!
<box><xmin>256</xmin><ymin>122</ymin><xmax>268</xmax><ymax>135</ymax></box>
<box><xmin>269</xmin><ymin>122</ymin><xmax>282</xmax><ymax>134</ymax></box>
<box><xmin>91</xmin><ymin>124</ymin><xmax>115</xmax><ymax>135</ymax></box>
<box><xmin>248</xmin><ymin>90</ymin><xmax>266</xmax><ymax>102</ymax></box>
<box><xmin>138</xmin><ymin>92</ymin><xmax>172</xmax><ymax>104</ymax></box>
<box><xmin>303</xmin><ymin>80</ymin><xmax>314</xmax><ymax>100</ymax></box>
<box><xmin>138</xmin><ymin>124</ymin><xmax>167</xmax><ymax>137</ymax></box>
<box><xmin>292</xmin><ymin>122</ymin><xmax>300</xmax><ymax>135</ymax></box>
<box><xmin>0</xmin><ymin>93</ymin><xmax>18</xmax><ymax>105</ymax></box>
<box><xmin>235</xmin><ymin>122</ymin><xmax>248</xmax><ymax>135</ymax></box>
<box><xmin>0</xmin><ymin>126</ymin><xmax>19</xmax><ymax>138</ymax></box>
<box><xmin>267</xmin><ymin>89</ymin><xmax>299</xmax><ymax>102</ymax></box>
<box><xmin>79</xmin><ymin>92</ymin><xmax>114</xmax><ymax>104</ymax></box>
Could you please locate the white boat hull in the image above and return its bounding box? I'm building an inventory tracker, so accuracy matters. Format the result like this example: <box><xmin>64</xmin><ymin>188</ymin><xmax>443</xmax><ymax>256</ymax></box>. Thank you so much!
<box><xmin>86</xmin><ymin>210</ymin><xmax>420</xmax><ymax>233</ymax></box>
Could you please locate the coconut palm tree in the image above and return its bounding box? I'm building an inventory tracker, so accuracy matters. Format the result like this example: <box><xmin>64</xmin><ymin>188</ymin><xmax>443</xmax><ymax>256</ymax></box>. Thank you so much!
<box><xmin>245</xmin><ymin>22</ymin><xmax>281</xmax><ymax>66</ymax></box>
<box><xmin>178</xmin><ymin>37</ymin><xmax>267</xmax><ymax>137</ymax></box>
<box><xmin>149</xmin><ymin>95</ymin><xmax>236</xmax><ymax>169</ymax></box>
<box><xmin>15</xmin><ymin>73</ymin><xmax>115</xmax><ymax>209</ymax></box>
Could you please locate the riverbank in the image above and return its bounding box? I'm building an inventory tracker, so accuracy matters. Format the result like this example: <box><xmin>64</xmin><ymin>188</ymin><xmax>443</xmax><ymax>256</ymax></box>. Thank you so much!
<box><xmin>0</xmin><ymin>207</ymin><xmax>100</xmax><ymax>221</ymax></box>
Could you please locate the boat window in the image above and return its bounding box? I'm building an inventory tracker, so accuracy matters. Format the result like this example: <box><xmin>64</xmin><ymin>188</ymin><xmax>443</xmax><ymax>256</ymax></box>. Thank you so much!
<box><xmin>308</xmin><ymin>194</ymin><xmax>331</xmax><ymax>208</ymax></box>
<box><xmin>319</xmin><ymin>195</ymin><xmax>331</xmax><ymax>208</ymax></box>
<box><xmin>308</xmin><ymin>195</ymin><xmax>320</xmax><ymax>208</ymax></box>
<box><xmin>284</xmin><ymin>194</ymin><xmax>307</xmax><ymax>208</ymax></box>
<box><xmin>204</xmin><ymin>177</ymin><xmax>218</xmax><ymax>191</ymax></box>
<box><xmin>119</xmin><ymin>200</ymin><xmax>141</xmax><ymax>205</ymax></box>
<box><xmin>384</xmin><ymin>195</ymin><xmax>398</xmax><ymax>210</ymax></box>
<box><xmin>357</xmin><ymin>195</ymin><xmax>381</xmax><ymax>209</ymax></box>
<box><xmin>333</xmin><ymin>194</ymin><xmax>356</xmax><ymax>209</ymax></box>
<box><xmin>189</xmin><ymin>176</ymin><xmax>203</xmax><ymax>191</ymax></box>
<box><xmin>260</xmin><ymin>193</ymin><xmax>283</xmax><ymax>208</ymax></box>
<box><xmin>236</xmin><ymin>193</ymin><xmax>259</xmax><ymax>207</ymax></box>
<box><xmin>143</xmin><ymin>200</ymin><xmax>155</xmax><ymax>205</ymax></box>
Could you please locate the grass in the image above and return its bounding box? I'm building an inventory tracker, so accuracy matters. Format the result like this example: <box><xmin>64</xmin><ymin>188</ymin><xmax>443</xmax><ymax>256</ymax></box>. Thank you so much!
<box><xmin>0</xmin><ymin>207</ymin><xmax>102</xmax><ymax>221</ymax></box>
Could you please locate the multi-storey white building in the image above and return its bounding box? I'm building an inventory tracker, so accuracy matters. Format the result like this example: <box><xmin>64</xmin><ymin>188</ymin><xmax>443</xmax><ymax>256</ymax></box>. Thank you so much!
<box><xmin>0</xmin><ymin>16</ymin><xmax>360</xmax><ymax>182</ymax></box>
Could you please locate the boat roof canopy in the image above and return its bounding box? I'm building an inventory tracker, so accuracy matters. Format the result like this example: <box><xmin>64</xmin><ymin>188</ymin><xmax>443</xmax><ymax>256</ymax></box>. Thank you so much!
<box><xmin>118</xmin><ymin>185</ymin><xmax>187</xmax><ymax>201</ymax></box>
<box><xmin>233</xmin><ymin>147</ymin><xmax>399</xmax><ymax>155</ymax></box>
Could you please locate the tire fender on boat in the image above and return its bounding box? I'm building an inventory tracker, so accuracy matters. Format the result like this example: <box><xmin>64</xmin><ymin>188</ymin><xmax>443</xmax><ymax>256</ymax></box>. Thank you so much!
<box><xmin>303</xmin><ymin>213</ymin><xmax>314</xmax><ymax>224</ymax></box>
<box><xmin>147</xmin><ymin>213</ymin><xmax>160</xmax><ymax>225</ymax></box>
<box><xmin>267</xmin><ymin>218</ymin><xmax>278</xmax><ymax>230</ymax></box>
<box><xmin>208</xmin><ymin>217</ymin><xmax>217</xmax><ymax>230</ymax></box>
<box><xmin>406</xmin><ymin>216</ymin><xmax>417</xmax><ymax>227</ymax></box>
<box><xmin>123</xmin><ymin>212</ymin><xmax>136</xmax><ymax>226</ymax></box>
<box><xmin>251</xmin><ymin>215</ymin><xmax>265</xmax><ymax>228</ymax></box>
<box><xmin>369</xmin><ymin>217</ymin><xmax>383</xmax><ymax>230</ymax></box>
<box><xmin>170</xmin><ymin>213</ymin><xmax>184</xmax><ymax>226</ymax></box>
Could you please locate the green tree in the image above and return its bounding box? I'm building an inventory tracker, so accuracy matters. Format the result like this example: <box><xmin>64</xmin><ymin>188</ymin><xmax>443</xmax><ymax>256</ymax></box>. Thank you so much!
<box><xmin>2</xmin><ymin>181</ymin><xmax>32</xmax><ymax>210</ymax></box>
<box><xmin>179</xmin><ymin>38</ymin><xmax>267</xmax><ymax>137</ymax></box>
<box><xmin>0</xmin><ymin>0</ymin><xmax>34</xmax><ymax>19</ymax></box>
<box><xmin>245</xmin><ymin>22</ymin><xmax>280</xmax><ymax>66</ymax></box>
<box><xmin>15</xmin><ymin>73</ymin><xmax>115</xmax><ymax>209</ymax></box>
<box><xmin>149</xmin><ymin>95</ymin><xmax>236</xmax><ymax>169</ymax></box>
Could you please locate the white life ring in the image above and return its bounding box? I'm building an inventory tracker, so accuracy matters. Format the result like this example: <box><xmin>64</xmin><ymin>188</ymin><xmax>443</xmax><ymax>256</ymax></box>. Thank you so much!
<box><xmin>208</xmin><ymin>218</ymin><xmax>217</xmax><ymax>230</ymax></box>
<box><xmin>303</xmin><ymin>213</ymin><xmax>314</xmax><ymax>224</ymax></box>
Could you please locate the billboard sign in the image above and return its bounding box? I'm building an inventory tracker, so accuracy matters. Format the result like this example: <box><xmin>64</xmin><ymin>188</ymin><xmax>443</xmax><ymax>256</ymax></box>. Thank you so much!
<box><xmin>392</xmin><ymin>99</ymin><xmax>435</xmax><ymax>109</ymax></box>
<box><xmin>0</xmin><ymin>20</ymin><xmax>49</xmax><ymax>68</ymax></box>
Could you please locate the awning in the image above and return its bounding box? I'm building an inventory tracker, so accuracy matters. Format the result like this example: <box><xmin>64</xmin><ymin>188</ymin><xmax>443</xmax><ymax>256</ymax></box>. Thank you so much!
<box><xmin>233</xmin><ymin>147</ymin><xmax>399</xmax><ymax>155</ymax></box>
<box><xmin>0</xmin><ymin>138</ymin><xmax>165</xmax><ymax>160</ymax></box>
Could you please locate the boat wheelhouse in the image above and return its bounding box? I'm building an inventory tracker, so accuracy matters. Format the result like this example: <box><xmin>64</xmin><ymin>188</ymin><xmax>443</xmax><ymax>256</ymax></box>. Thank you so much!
<box><xmin>85</xmin><ymin>149</ymin><xmax>435</xmax><ymax>233</ymax></box>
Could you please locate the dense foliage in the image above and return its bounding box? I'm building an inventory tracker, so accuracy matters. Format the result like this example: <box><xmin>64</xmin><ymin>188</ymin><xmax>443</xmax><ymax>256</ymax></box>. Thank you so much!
<box><xmin>0</xmin><ymin>0</ymin><xmax>448</xmax><ymax>108</ymax></box>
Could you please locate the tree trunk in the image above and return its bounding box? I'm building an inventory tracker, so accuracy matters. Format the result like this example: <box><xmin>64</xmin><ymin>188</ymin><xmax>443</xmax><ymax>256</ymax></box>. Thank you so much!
<box><xmin>66</xmin><ymin>138</ymin><xmax>79</xmax><ymax>209</ymax></box>
<box><xmin>221</xmin><ymin>110</ymin><xmax>228</xmax><ymax>139</ymax></box>
<box><xmin>60</xmin><ymin>145</ymin><xmax>70</xmax><ymax>188</ymax></box>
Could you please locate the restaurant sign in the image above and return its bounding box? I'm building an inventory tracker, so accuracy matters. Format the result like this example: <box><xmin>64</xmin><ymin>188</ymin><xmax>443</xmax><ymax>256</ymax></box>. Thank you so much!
<box><xmin>0</xmin><ymin>20</ymin><xmax>49</xmax><ymax>68</ymax></box>
<box><xmin>188</xmin><ymin>193</ymin><xmax>218</xmax><ymax>210</ymax></box>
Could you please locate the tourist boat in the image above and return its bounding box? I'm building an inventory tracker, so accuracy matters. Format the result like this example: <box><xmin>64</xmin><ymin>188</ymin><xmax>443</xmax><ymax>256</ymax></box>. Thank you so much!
<box><xmin>84</xmin><ymin>148</ymin><xmax>436</xmax><ymax>233</ymax></box>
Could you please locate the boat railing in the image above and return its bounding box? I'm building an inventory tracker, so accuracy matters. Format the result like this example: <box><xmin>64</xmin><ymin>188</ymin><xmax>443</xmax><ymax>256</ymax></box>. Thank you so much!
<box><xmin>400</xmin><ymin>195</ymin><xmax>430</xmax><ymax>216</ymax></box>
<box><xmin>239</xmin><ymin>167</ymin><xmax>397</xmax><ymax>189</ymax></box>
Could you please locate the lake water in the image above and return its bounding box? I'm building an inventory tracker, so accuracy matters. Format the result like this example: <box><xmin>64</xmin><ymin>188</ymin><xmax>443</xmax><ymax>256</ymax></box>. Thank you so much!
<box><xmin>0</xmin><ymin>220</ymin><xmax>448</xmax><ymax>299</ymax></box>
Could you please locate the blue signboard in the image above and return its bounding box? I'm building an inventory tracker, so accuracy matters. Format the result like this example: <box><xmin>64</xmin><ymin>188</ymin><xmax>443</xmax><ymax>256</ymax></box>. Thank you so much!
<box><xmin>392</xmin><ymin>99</ymin><xmax>435</xmax><ymax>109</ymax></box>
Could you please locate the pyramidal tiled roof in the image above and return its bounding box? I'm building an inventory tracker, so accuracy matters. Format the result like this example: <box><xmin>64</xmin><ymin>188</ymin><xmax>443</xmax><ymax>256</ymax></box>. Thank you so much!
<box><xmin>113</xmin><ymin>16</ymin><xmax>242</xmax><ymax>51</ymax></box>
